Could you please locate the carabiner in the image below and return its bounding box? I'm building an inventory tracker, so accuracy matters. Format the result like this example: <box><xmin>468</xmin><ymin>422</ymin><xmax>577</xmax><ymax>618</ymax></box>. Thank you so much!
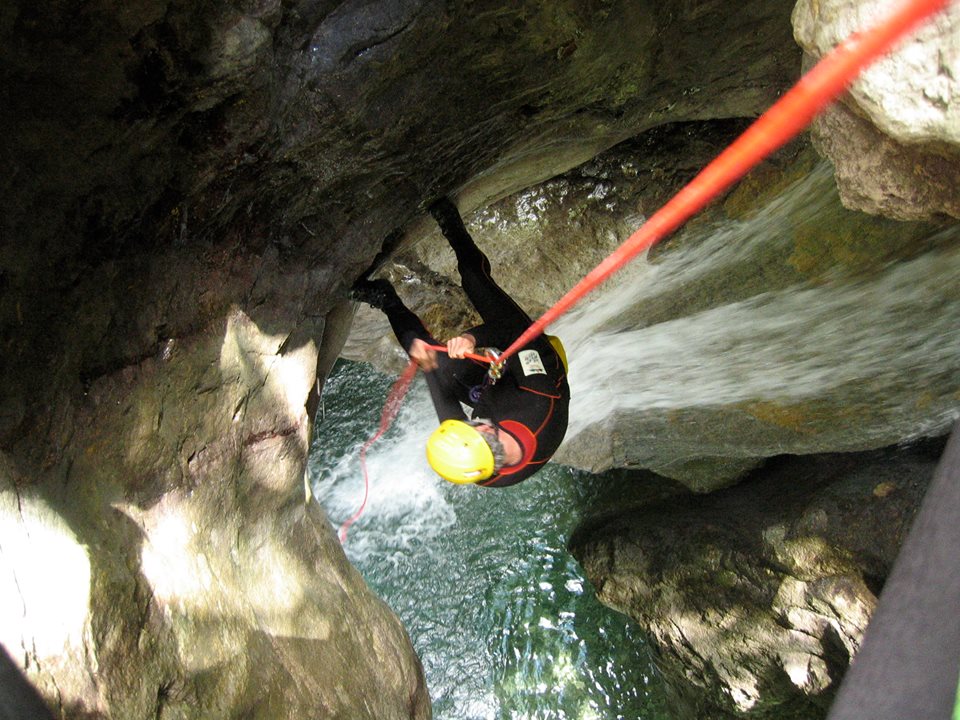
<box><xmin>485</xmin><ymin>348</ymin><xmax>504</xmax><ymax>382</ymax></box>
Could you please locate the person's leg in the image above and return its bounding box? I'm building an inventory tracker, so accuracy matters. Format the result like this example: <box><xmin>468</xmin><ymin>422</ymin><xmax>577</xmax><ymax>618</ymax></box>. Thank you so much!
<box><xmin>429</xmin><ymin>199</ymin><xmax>531</xmax><ymax>337</ymax></box>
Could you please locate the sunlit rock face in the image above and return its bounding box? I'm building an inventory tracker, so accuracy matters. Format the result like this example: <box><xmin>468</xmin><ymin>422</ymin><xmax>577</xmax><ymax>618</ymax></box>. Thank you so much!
<box><xmin>570</xmin><ymin>439</ymin><xmax>944</xmax><ymax>719</ymax></box>
<box><xmin>0</xmin><ymin>307</ymin><xmax>428</xmax><ymax>719</ymax></box>
<box><xmin>793</xmin><ymin>0</ymin><xmax>960</xmax><ymax>219</ymax></box>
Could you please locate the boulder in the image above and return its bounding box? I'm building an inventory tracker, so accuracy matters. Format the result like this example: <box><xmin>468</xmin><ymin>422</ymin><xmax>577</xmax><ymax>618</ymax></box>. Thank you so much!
<box><xmin>569</xmin><ymin>439</ymin><xmax>945</xmax><ymax>719</ymax></box>
<box><xmin>793</xmin><ymin>0</ymin><xmax>960</xmax><ymax>219</ymax></box>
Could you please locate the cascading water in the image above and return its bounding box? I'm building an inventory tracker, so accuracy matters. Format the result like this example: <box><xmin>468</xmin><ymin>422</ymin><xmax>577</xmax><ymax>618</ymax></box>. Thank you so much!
<box><xmin>553</xmin><ymin>163</ymin><xmax>960</xmax><ymax>465</ymax></box>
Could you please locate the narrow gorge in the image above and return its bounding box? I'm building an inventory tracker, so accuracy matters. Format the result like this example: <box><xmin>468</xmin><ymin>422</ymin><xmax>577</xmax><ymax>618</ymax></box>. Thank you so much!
<box><xmin>1</xmin><ymin>1</ymin><xmax>958</xmax><ymax>718</ymax></box>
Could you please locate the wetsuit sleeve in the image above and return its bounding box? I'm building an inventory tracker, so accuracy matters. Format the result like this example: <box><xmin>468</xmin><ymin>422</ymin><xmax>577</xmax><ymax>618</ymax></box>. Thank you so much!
<box><xmin>398</xmin><ymin>329</ymin><xmax>421</xmax><ymax>354</ymax></box>
<box><xmin>466</xmin><ymin>323</ymin><xmax>521</xmax><ymax>351</ymax></box>
<box><xmin>465</xmin><ymin>324</ymin><xmax>496</xmax><ymax>349</ymax></box>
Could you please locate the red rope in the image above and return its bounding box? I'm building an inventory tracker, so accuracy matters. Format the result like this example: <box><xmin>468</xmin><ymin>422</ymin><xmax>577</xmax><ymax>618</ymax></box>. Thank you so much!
<box><xmin>425</xmin><ymin>343</ymin><xmax>494</xmax><ymax>364</ymax></box>
<box><xmin>338</xmin><ymin>360</ymin><xmax>419</xmax><ymax>543</ymax></box>
<box><xmin>497</xmin><ymin>0</ymin><xmax>950</xmax><ymax>364</ymax></box>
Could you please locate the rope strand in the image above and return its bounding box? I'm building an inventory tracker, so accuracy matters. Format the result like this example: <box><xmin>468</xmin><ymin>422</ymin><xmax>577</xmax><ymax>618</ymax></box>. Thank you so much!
<box><xmin>338</xmin><ymin>360</ymin><xmax>419</xmax><ymax>543</ymax></box>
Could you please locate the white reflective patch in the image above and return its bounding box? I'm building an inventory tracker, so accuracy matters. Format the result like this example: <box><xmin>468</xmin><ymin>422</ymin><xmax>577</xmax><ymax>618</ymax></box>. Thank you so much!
<box><xmin>519</xmin><ymin>350</ymin><xmax>547</xmax><ymax>376</ymax></box>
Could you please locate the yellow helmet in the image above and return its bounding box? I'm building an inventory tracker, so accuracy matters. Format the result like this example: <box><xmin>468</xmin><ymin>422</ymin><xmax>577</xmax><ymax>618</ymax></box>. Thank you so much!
<box><xmin>545</xmin><ymin>334</ymin><xmax>568</xmax><ymax>374</ymax></box>
<box><xmin>426</xmin><ymin>420</ymin><xmax>495</xmax><ymax>484</ymax></box>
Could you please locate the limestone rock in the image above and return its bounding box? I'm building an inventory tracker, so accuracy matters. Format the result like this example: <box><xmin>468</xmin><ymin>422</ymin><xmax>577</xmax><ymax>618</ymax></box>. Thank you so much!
<box><xmin>793</xmin><ymin>0</ymin><xmax>960</xmax><ymax>145</ymax></box>
<box><xmin>570</xmin><ymin>440</ymin><xmax>943</xmax><ymax>719</ymax></box>
<box><xmin>793</xmin><ymin>0</ymin><xmax>960</xmax><ymax>218</ymax></box>
<box><xmin>0</xmin><ymin>306</ymin><xmax>429</xmax><ymax>719</ymax></box>
<box><xmin>808</xmin><ymin>98</ymin><xmax>960</xmax><ymax>220</ymax></box>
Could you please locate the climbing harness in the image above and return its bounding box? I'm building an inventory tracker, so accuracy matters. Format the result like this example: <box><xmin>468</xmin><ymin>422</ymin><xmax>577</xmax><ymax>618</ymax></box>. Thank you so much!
<box><xmin>337</xmin><ymin>0</ymin><xmax>951</xmax><ymax>543</ymax></box>
<box><xmin>469</xmin><ymin>349</ymin><xmax>504</xmax><ymax>402</ymax></box>
<box><xmin>425</xmin><ymin>343</ymin><xmax>504</xmax><ymax>401</ymax></box>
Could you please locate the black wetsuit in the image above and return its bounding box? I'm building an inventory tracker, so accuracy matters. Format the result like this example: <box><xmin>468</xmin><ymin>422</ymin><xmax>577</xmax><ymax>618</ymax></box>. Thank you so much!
<box><xmin>379</xmin><ymin>211</ymin><xmax>569</xmax><ymax>487</ymax></box>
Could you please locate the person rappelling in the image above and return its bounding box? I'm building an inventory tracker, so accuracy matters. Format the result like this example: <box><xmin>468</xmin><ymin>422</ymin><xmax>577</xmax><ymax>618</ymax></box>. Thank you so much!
<box><xmin>351</xmin><ymin>198</ymin><xmax>570</xmax><ymax>487</ymax></box>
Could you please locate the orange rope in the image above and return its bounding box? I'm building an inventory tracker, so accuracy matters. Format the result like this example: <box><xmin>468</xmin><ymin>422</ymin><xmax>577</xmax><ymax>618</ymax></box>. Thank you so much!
<box><xmin>497</xmin><ymin>0</ymin><xmax>950</xmax><ymax>364</ymax></box>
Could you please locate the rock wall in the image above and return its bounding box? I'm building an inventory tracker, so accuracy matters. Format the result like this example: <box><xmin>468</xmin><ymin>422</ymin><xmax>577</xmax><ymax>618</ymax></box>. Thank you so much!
<box><xmin>2</xmin><ymin>0</ymin><xmax>959</xmax><ymax>717</ymax></box>
<box><xmin>336</xmin><ymin>3</ymin><xmax>960</xmax><ymax>714</ymax></box>
<box><xmin>793</xmin><ymin>0</ymin><xmax>960</xmax><ymax>219</ymax></box>
<box><xmin>0</xmin><ymin>298</ymin><xmax>430</xmax><ymax>719</ymax></box>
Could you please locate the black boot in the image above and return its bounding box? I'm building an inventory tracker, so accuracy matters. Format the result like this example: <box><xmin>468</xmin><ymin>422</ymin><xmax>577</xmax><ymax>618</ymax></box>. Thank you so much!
<box><xmin>349</xmin><ymin>278</ymin><xmax>397</xmax><ymax>310</ymax></box>
<box><xmin>429</xmin><ymin>197</ymin><xmax>471</xmax><ymax>248</ymax></box>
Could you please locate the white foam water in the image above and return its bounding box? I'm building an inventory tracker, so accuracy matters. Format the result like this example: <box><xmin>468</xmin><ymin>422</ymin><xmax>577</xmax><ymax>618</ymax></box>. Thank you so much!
<box><xmin>312</xmin><ymin>374</ymin><xmax>457</xmax><ymax>561</ymax></box>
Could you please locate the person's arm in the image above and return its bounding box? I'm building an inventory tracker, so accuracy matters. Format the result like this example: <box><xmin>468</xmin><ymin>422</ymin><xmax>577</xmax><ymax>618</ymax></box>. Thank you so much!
<box><xmin>404</xmin><ymin>339</ymin><xmax>468</xmax><ymax>422</ymax></box>
<box><xmin>421</xmin><ymin>365</ymin><xmax>468</xmax><ymax>422</ymax></box>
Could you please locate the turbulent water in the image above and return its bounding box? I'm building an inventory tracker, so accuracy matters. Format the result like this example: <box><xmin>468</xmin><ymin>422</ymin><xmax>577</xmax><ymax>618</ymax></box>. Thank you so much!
<box><xmin>310</xmin><ymin>361</ymin><xmax>670</xmax><ymax>720</ymax></box>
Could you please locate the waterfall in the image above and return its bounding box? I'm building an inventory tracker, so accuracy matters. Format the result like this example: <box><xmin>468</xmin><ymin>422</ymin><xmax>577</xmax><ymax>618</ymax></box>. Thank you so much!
<box><xmin>554</xmin><ymin>164</ymin><xmax>960</xmax><ymax>448</ymax></box>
